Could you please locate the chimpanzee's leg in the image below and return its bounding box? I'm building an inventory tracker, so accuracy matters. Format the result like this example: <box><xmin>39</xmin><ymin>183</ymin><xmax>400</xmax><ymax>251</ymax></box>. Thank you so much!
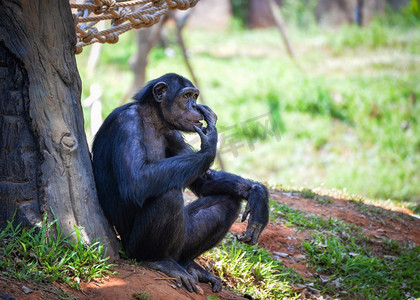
<box><xmin>179</xmin><ymin>195</ymin><xmax>242</xmax><ymax>292</ymax></box>
<box><xmin>123</xmin><ymin>189</ymin><xmax>200</xmax><ymax>293</ymax></box>
<box><xmin>125</xmin><ymin>188</ymin><xmax>185</xmax><ymax>260</ymax></box>
<box><xmin>181</xmin><ymin>195</ymin><xmax>242</xmax><ymax>261</ymax></box>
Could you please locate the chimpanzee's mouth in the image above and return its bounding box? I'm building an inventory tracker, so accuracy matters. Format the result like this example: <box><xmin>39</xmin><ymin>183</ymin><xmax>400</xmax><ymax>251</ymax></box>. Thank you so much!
<box><xmin>191</xmin><ymin>120</ymin><xmax>203</xmax><ymax>127</ymax></box>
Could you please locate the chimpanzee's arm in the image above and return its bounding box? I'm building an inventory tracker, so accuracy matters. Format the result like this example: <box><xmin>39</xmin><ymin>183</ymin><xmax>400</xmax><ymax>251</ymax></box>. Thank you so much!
<box><xmin>164</xmin><ymin>130</ymin><xmax>195</xmax><ymax>157</ymax></box>
<box><xmin>189</xmin><ymin>169</ymin><xmax>255</xmax><ymax>199</ymax></box>
<box><xmin>189</xmin><ymin>170</ymin><xmax>269</xmax><ymax>245</ymax></box>
<box><xmin>165</xmin><ymin>130</ymin><xmax>269</xmax><ymax>225</ymax></box>
<box><xmin>164</xmin><ymin>127</ymin><xmax>264</xmax><ymax>201</ymax></box>
<box><xmin>110</xmin><ymin>109</ymin><xmax>217</xmax><ymax>207</ymax></box>
<box><xmin>164</xmin><ymin>118</ymin><xmax>269</xmax><ymax>245</ymax></box>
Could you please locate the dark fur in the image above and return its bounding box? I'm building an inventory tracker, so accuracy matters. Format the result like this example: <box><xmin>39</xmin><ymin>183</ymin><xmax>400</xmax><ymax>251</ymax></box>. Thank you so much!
<box><xmin>92</xmin><ymin>73</ymin><xmax>269</xmax><ymax>292</ymax></box>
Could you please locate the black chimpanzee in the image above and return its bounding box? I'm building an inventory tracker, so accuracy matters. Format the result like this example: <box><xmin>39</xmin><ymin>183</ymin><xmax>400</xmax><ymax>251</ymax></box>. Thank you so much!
<box><xmin>92</xmin><ymin>73</ymin><xmax>269</xmax><ymax>293</ymax></box>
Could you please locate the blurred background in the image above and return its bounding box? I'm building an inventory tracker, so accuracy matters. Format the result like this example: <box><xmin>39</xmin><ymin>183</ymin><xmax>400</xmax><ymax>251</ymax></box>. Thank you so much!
<box><xmin>76</xmin><ymin>0</ymin><xmax>420</xmax><ymax>212</ymax></box>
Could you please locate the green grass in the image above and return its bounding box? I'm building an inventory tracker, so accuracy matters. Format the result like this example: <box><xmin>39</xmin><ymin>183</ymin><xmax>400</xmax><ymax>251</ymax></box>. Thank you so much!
<box><xmin>303</xmin><ymin>233</ymin><xmax>420</xmax><ymax>299</ymax></box>
<box><xmin>268</xmin><ymin>195</ymin><xmax>420</xmax><ymax>299</ymax></box>
<box><xmin>203</xmin><ymin>234</ymin><xmax>302</xmax><ymax>300</ymax></box>
<box><xmin>328</xmin><ymin>21</ymin><xmax>393</xmax><ymax>53</ymax></box>
<box><xmin>132</xmin><ymin>292</ymin><xmax>149</xmax><ymax>300</ymax></box>
<box><xmin>267</xmin><ymin>194</ymin><xmax>420</xmax><ymax>299</ymax></box>
<box><xmin>0</xmin><ymin>213</ymin><xmax>115</xmax><ymax>288</ymax></box>
<box><xmin>270</xmin><ymin>199</ymin><xmax>359</xmax><ymax>232</ymax></box>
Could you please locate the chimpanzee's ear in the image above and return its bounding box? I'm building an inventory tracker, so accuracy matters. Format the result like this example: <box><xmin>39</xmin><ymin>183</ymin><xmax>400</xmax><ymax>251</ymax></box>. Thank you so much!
<box><xmin>152</xmin><ymin>82</ymin><xmax>167</xmax><ymax>103</ymax></box>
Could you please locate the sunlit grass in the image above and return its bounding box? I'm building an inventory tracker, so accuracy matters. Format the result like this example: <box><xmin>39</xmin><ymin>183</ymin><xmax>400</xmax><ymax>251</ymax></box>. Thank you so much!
<box><xmin>269</xmin><ymin>199</ymin><xmax>360</xmax><ymax>232</ymax></box>
<box><xmin>0</xmin><ymin>213</ymin><xmax>115</xmax><ymax>289</ymax></box>
<box><xmin>303</xmin><ymin>233</ymin><xmax>420</xmax><ymax>299</ymax></box>
<box><xmin>203</xmin><ymin>234</ymin><xmax>302</xmax><ymax>300</ymax></box>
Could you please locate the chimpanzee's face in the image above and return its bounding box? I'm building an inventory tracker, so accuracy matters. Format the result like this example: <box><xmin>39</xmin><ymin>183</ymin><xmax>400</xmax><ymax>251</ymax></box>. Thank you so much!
<box><xmin>153</xmin><ymin>82</ymin><xmax>203</xmax><ymax>132</ymax></box>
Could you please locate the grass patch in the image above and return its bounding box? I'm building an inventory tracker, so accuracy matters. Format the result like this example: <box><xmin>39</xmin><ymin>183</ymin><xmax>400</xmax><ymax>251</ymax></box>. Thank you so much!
<box><xmin>203</xmin><ymin>234</ymin><xmax>301</xmax><ymax>300</ymax></box>
<box><xmin>303</xmin><ymin>233</ymin><xmax>420</xmax><ymax>299</ymax></box>
<box><xmin>282</xmin><ymin>187</ymin><xmax>334</xmax><ymax>204</ymax></box>
<box><xmin>132</xmin><ymin>292</ymin><xmax>149</xmax><ymax>300</ymax></box>
<box><xmin>269</xmin><ymin>196</ymin><xmax>420</xmax><ymax>298</ymax></box>
<box><xmin>0</xmin><ymin>213</ymin><xmax>115</xmax><ymax>288</ymax></box>
<box><xmin>270</xmin><ymin>200</ymin><xmax>359</xmax><ymax>233</ymax></box>
<box><xmin>328</xmin><ymin>21</ymin><xmax>392</xmax><ymax>53</ymax></box>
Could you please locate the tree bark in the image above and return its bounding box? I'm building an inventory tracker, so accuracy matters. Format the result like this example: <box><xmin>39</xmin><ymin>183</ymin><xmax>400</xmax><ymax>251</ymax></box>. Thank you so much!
<box><xmin>248</xmin><ymin>0</ymin><xmax>283</xmax><ymax>28</ymax></box>
<box><xmin>0</xmin><ymin>0</ymin><xmax>119</xmax><ymax>260</ymax></box>
<box><xmin>248</xmin><ymin>0</ymin><xmax>274</xmax><ymax>28</ymax></box>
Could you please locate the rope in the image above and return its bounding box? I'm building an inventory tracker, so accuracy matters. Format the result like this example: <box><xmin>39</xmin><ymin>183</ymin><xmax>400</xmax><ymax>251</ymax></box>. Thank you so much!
<box><xmin>70</xmin><ymin>0</ymin><xmax>199</xmax><ymax>54</ymax></box>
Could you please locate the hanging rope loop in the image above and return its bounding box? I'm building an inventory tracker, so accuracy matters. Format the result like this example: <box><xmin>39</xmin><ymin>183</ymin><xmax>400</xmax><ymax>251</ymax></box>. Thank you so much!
<box><xmin>70</xmin><ymin>0</ymin><xmax>199</xmax><ymax>54</ymax></box>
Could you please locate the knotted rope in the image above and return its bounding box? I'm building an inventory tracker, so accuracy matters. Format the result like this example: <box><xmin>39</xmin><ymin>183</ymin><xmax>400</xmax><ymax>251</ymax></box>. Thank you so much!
<box><xmin>70</xmin><ymin>0</ymin><xmax>199</xmax><ymax>54</ymax></box>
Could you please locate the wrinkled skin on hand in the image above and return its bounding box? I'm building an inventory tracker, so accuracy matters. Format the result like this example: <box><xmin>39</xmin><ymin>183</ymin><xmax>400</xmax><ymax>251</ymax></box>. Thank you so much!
<box><xmin>237</xmin><ymin>184</ymin><xmax>269</xmax><ymax>245</ymax></box>
<box><xmin>194</xmin><ymin>104</ymin><xmax>218</xmax><ymax>151</ymax></box>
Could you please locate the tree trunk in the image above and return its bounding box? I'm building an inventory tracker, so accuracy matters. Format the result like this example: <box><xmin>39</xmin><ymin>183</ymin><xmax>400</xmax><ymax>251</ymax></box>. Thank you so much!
<box><xmin>0</xmin><ymin>0</ymin><xmax>119</xmax><ymax>260</ymax></box>
<box><xmin>248</xmin><ymin>0</ymin><xmax>274</xmax><ymax>28</ymax></box>
<box><xmin>248</xmin><ymin>0</ymin><xmax>283</xmax><ymax>28</ymax></box>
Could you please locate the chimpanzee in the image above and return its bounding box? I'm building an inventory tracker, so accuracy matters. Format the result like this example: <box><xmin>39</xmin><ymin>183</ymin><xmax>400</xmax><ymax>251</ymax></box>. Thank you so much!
<box><xmin>92</xmin><ymin>73</ymin><xmax>269</xmax><ymax>293</ymax></box>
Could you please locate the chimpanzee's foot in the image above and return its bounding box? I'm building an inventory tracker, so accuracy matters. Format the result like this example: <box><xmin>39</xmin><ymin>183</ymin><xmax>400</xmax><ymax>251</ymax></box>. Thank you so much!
<box><xmin>184</xmin><ymin>261</ymin><xmax>222</xmax><ymax>293</ymax></box>
<box><xmin>144</xmin><ymin>259</ymin><xmax>199</xmax><ymax>293</ymax></box>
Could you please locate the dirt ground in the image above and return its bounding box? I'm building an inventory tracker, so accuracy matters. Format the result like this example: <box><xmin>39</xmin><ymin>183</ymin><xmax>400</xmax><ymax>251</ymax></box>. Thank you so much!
<box><xmin>0</xmin><ymin>190</ymin><xmax>419</xmax><ymax>300</ymax></box>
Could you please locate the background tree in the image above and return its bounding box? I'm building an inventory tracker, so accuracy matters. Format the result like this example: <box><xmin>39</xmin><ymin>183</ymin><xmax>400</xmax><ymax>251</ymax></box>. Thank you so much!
<box><xmin>0</xmin><ymin>0</ymin><xmax>119</xmax><ymax>259</ymax></box>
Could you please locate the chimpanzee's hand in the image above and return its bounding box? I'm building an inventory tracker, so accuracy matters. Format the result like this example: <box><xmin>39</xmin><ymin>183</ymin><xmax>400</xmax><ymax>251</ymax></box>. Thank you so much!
<box><xmin>194</xmin><ymin>105</ymin><xmax>218</xmax><ymax>157</ymax></box>
<box><xmin>236</xmin><ymin>221</ymin><xmax>266</xmax><ymax>245</ymax></box>
<box><xmin>197</xmin><ymin>104</ymin><xmax>217</xmax><ymax>130</ymax></box>
<box><xmin>237</xmin><ymin>184</ymin><xmax>269</xmax><ymax>245</ymax></box>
